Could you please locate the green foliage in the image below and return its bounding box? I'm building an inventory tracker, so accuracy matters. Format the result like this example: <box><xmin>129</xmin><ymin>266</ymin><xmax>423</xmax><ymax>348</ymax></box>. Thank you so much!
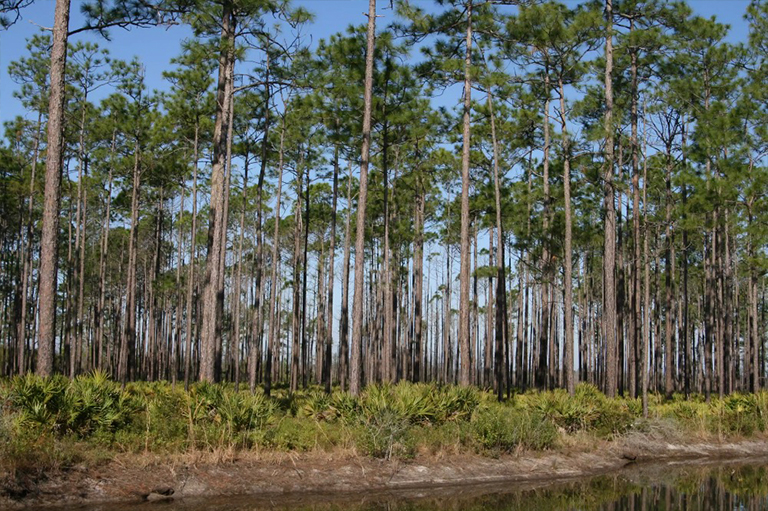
<box><xmin>514</xmin><ymin>384</ymin><xmax>637</xmax><ymax>438</ymax></box>
<box><xmin>470</xmin><ymin>404</ymin><xmax>558</xmax><ymax>453</ymax></box>
<box><xmin>1</xmin><ymin>376</ymin><xmax>767</xmax><ymax>468</ymax></box>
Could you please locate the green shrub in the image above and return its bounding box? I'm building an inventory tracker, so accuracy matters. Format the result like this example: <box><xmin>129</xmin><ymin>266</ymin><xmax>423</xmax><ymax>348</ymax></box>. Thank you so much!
<box><xmin>261</xmin><ymin>416</ymin><xmax>328</xmax><ymax>451</ymax></box>
<box><xmin>354</xmin><ymin>407</ymin><xmax>414</xmax><ymax>459</ymax></box>
<box><xmin>470</xmin><ymin>404</ymin><xmax>557</xmax><ymax>453</ymax></box>
<box><xmin>65</xmin><ymin>371</ymin><xmax>138</xmax><ymax>437</ymax></box>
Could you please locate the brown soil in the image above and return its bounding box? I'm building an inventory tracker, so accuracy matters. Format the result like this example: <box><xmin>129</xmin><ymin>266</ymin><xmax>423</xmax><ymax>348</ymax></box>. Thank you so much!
<box><xmin>2</xmin><ymin>436</ymin><xmax>768</xmax><ymax>509</ymax></box>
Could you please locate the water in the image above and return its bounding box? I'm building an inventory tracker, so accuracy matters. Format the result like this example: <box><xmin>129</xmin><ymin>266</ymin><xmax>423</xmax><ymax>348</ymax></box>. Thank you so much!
<box><xmin>48</xmin><ymin>460</ymin><xmax>768</xmax><ymax>510</ymax></box>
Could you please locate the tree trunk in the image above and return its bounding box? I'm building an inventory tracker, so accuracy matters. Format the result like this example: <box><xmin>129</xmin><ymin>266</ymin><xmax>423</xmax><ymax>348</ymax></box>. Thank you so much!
<box><xmin>232</xmin><ymin>158</ymin><xmax>249</xmax><ymax>391</ymax></box>
<box><xmin>200</xmin><ymin>3</ymin><xmax>235</xmax><ymax>382</ymax></box>
<box><xmin>412</xmin><ymin>180</ymin><xmax>424</xmax><ymax>383</ymax></box>
<box><xmin>290</xmin><ymin>150</ymin><xmax>305</xmax><ymax>394</ymax></box>
<box><xmin>18</xmin><ymin>112</ymin><xmax>43</xmax><ymax>375</ymax></box>
<box><xmin>602</xmin><ymin>0</ymin><xmax>617</xmax><ymax>397</ymax></box>
<box><xmin>486</xmin><ymin>84</ymin><xmax>506</xmax><ymax>399</ymax></box>
<box><xmin>537</xmin><ymin>70</ymin><xmax>551</xmax><ymax>390</ymax></box>
<box><xmin>119</xmin><ymin>139</ymin><xmax>141</xmax><ymax>384</ymax></box>
<box><xmin>339</xmin><ymin>162</ymin><xmax>353</xmax><ymax>391</ymax></box>
<box><xmin>457</xmin><ymin>0</ymin><xmax>473</xmax><ymax>387</ymax></box>
<box><xmin>664</xmin><ymin>139</ymin><xmax>675</xmax><ymax>398</ymax></box>
<box><xmin>184</xmin><ymin>122</ymin><xmax>200</xmax><ymax>390</ymax></box>
<box><xmin>95</xmin><ymin>131</ymin><xmax>115</xmax><ymax>372</ymax></box>
<box><xmin>324</xmin><ymin>139</ymin><xmax>339</xmax><ymax>393</ymax></box>
<box><xmin>36</xmin><ymin>0</ymin><xmax>71</xmax><ymax>377</ymax></box>
<box><xmin>558</xmin><ymin>78</ymin><xmax>575</xmax><ymax>395</ymax></box>
<box><xmin>629</xmin><ymin>36</ymin><xmax>640</xmax><ymax>399</ymax></box>
<box><xmin>350</xmin><ymin>0</ymin><xmax>377</xmax><ymax>396</ymax></box>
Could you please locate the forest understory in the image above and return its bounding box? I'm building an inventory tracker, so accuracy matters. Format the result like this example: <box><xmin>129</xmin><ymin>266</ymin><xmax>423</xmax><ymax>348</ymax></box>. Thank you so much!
<box><xmin>2</xmin><ymin>375</ymin><xmax>768</xmax><ymax>507</ymax></box>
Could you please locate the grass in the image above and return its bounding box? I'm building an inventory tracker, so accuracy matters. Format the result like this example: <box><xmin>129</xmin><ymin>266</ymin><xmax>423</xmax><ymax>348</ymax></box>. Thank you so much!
<box><xmin>1</xmin><ymin>373</ymin><xmax>767</xmax><ymax>474</ymax></box>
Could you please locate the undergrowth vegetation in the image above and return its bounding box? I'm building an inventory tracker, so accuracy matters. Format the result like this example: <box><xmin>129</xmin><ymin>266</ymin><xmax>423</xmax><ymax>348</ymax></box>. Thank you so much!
<box><xmin>1</xmin><ymin>372</ymin><xmax>767</xmax><ymax>472</ymax></box>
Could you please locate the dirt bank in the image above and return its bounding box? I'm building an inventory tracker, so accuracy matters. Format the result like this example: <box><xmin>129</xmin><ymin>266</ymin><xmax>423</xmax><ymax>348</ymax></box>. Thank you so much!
<box><xmin>3</xmin><ymin>436</ymin><xmax>768</xmax><ymax>509</ymax></box>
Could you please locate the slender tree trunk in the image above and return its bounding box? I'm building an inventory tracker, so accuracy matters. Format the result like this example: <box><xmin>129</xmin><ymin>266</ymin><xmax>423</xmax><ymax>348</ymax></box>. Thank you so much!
<box><xmin>184</xmin><ymin>123</ymin><xmax>200</xmax><ymax>390</ymax></box>
<box><xmin>18</xmin><ymin>112</ymin><xmax>43</xmax><ymax>375</ymax></box>
<box><xmin>119</xmin><ymin>139</ymin><xmax>141</xmax><ymax>384</ymax></box>
<box><xmin>264</xmin><ymin>120</ymin><xmax>285</xmax><ymax>396</ymax></box>
<box><xmin>215</xmin><ymin>80</ymin><xmax>235</xmax><ymax>382</ymax></box>
<box><xmin>232</xmin><ymin>158</ymin><xmax>249</xmax><ymax>391</ymax></box>
<box><xmin>412</xmin><ymin>180</ymin><xmax>424</xmax><ymax>383</ymax></box>
<box><xmin>350</xmin><ymin>0</ymin><xmax>377</xmax><ymax>396</ymax></box>
<box><xmin>664</xmin><ymin>139</ymin><xmax>675</xmax><ymax>398</ymax></box>
<box><xmin>300</xmin><ymin>170</ymin><xmax>310</xmax><ymax>388</ymax></box>
<box><xmin>602</xmin><ymin>0</ymin><xmax>617</xmax><ymax>397</ymax></box>
<box><xmin>200</xmin><ymin>3</ymin><xmax>235</xmax><ymax>382</ymax></box>
<box><xmin>457</xmin><ymin>0</ymin><xmax>473</xmax><ymax>387</ymax></box>
<box><xmin>316</xmin><ymin>237</ymin><xmax>327</xmax><ymax>385</ymax></box>
<box><xmin>324</xmin><ymin>139</ymin><xmax>339</xmax><ymax>393</ymax></box>
<box><xmin>486</xmin><ymin>84</ymin><xmax>506</xmax><ymax>399</ymax></box>
<box><xmin>642</xmin><ymin>113</ymin><xmax>650</xmax><ymax>417</ymax></box>
<box><xmin>95</xmin><ymin>131</ymin><xmax>115</xmax><ymax>372</ymax></box>
<box><xmin>537</xmin><ymin>70</ymin><xmax>551</xmax><ymax>390</ymax></box>
<box><xmin>172</xmin><ymin>182</ymin><xmax>184</xmax><ymax>385</ymax></box>
<box><xmin>290</xmin><ymin>152</ymin><xmax>305</xmax><ymax>394</ymax></box>
<box><xmin>558</xmin><ymin>78</ymin><xmax>575</xmax><ymax>395</ymax></box>
<box><xmin>339</xmin><ymin>162</ymin><xmax>353</xmax><ymax>392</ymax></box>
<box><xmin>37</xmin><ymin>0</ymin><xmax>71</xmax><ymax>377</ymax></box>
<box><xmin>629</xmin><ymin>36</ymin><xmax>640</xmax><ymax>399</ymax></box>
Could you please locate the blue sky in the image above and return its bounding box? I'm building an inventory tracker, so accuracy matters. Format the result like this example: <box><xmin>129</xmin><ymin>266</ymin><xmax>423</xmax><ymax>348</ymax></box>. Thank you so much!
<box><xmin>0</xmin><ymin>0</ymin><xmax>755</xmax><ymax>128</ymax></box>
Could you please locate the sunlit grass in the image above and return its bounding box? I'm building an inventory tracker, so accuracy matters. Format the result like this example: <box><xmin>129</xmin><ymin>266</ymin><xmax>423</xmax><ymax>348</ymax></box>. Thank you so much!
<box><xmin>1</xmin><ymin>373</ymin><xmax>766</xmax><ymax>473</ymax></box>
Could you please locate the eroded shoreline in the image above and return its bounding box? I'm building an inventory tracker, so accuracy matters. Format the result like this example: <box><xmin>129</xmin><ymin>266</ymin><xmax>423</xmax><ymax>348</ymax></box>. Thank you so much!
<box><xmin>3</xmin><ymin>436</ymin><xmax>768</xmax><ymax>509</ymax></box>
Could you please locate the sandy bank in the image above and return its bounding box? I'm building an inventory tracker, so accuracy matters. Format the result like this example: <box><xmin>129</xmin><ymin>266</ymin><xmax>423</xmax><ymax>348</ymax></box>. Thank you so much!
<box><xmin>3</xmin><ymin>436</ymin><xmax>768</xmax><ymax>509</ymax></box>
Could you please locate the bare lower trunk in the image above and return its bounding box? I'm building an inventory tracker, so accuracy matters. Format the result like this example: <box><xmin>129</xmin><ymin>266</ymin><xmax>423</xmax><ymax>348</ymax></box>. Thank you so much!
<box><xmin>200</xmin><ymin>4</ymin><xmax>235</xmax><ymax>382</ymax></box>
<box><xmin>339</xmin><ymin>163</ymin><xmax>353</xmax><ymax>392</ymax></box>
<box><xmin>412</xmin><ymin>184</ymin><xmax>424</xmax><ymax>383</ymax></box>
<box><xmin>603</xmin><ymin>0</ymin><xmax>617</xmax><ymax>397</ymax></box>
<box><xmin>18</xmin><ymin>112</ymin><xmax>43</xmax><ymax>375</ymax></box>
<box><xmin>350</xmin><ymin>0</ymin><xmax>377</xmax><ymax>396</ymax></box>
<box><xmin>324</xmin><ymin>140</ymin><xmax>340</xmax><ymax>393</ymax></box>
<box><xmin>184</xmin><ymin>124</ymin><xmax>200</xmax><ymax>390</ymax></box>
<box><xmin>264</xmin><ymin>121</ymin><xmax>285</xmax><ymax>396</ymax></box>
<box><xmin>537</xmin><ymin>71</ymin><xmax>551</xmax><ymax>390</ymax></box>
<box><xmin>95</xmin><ymin>131</ymin><xmax>115</xmax><ymax>372</ymax></box>
<box><xmin>119</xmin><ymin>142</ymin><xmax>141</xmax><ymax>384</ymax></box>
<box><xmin>558</xmin><ymin>78</ymin><xmax>574</xmax><ymax>395</ymax></box>
<box><xmin>232</xmin><ymin>159</ymin><xmax>249</xmax><ymax>391</ymax></box>
<box><xmin>486</xmin><ymin>84</ymin><xmax>506</xmax><ymax>399</ymax></box>
<box><xmin>457</xmin><ymin>0</ymin><xmax>473</xmax><ymax>387</ymax></box>
<box><xmin>37</xmin><ymin>0</ymin><xmax>71</xmax><ymax>377</ymax></box>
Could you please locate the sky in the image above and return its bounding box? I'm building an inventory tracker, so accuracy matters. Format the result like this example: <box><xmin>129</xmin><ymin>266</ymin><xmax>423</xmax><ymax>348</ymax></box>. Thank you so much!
<box><xmin>0</xmin><ymin>0</ymin><xmax>756</xmax><ymax>128</ymax></box>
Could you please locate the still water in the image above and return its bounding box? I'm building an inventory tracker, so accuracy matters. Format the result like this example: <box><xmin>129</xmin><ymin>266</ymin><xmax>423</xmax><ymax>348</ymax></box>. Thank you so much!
<box><xmin>64</xmin><ymin>460</ymin><xmax>768</xmax><ymax>511</ymax></box>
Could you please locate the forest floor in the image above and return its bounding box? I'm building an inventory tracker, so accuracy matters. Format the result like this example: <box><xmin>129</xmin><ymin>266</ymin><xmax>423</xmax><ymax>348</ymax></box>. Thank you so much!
<box><xmin>2</xmin><ymin>433</ymin><xmax>768</xmax><ymax>509</ymax></box>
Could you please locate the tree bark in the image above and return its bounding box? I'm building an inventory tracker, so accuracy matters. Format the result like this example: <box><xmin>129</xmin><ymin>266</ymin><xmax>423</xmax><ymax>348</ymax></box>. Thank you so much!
<box><xmin>95</xmin><ymin>131</ymin><xmax>115</xmax><ymax>372</ymax></box>
<box><xmin>119</xmin><ymin>139</ymin><xmax>141</xmax><ymax>384</ymax></box>
<box><xmin>36</xmin><ymin>0</ymin><xmax>71</xmax><ymax>377</ymax></box>
<box><xmin>264</xmin><ymin>119</ymin><xmax>285</xmax><ymax>396</ymax></box>
<box><xmin>339</xmin><ymin>162</ymin><xmax>353</xmax><ymax>391</ymax></box>
<box><xmin>458</xmin><ymin>0</ymin><xmax>473</xmax><ymax>387</ymax></box>
<box><xmin>184</xmin><ymin>122</ymin><xmax>200</xmax><ymax>390</ymax></box>
<box><xmin>602</xmin><ymin>0</ymin><xmax>618</xmax><ymax>397</ymax></box>
<box><xmin>200</xmin><ymin>2</ymin><xmax>235</xmax><ymax>382</ymax></box>
<box><xmin>350</xmin><ymin>0</ymin><xmax>377</xmax><ymax>396</ymax></box>
<box><xmin>324</xmin><ymin>139</ymin><xmax>339</xmax><ymax>393</ymax></box>
<box><xmin>558</xmin><ymin>77</ymin><xmax>574</xmax><ymax>395</ymax></box>
<box><xmin>486</xmin><ymin>84</ymin><xmax>506</xmax><ymax>400</ymax></box>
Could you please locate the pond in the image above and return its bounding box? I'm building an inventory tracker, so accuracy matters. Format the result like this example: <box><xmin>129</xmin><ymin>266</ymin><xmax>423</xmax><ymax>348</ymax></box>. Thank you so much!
<box><xmin>42</xmin><ymin>459</ymin><xmax>768</xmax><ymax>511</ymax></box>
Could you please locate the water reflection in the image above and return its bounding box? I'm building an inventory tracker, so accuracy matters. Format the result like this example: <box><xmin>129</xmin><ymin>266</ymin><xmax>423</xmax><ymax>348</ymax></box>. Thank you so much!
<box><xmin>67</xmin><ymin>461</ymin><xmax>768</xmax><ymax>511</ymax></box>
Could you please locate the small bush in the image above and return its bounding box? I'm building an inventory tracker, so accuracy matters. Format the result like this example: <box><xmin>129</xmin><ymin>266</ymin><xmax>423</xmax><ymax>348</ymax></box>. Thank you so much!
<box><xmin>355</xmin><ymin>407</ymin><xmax>414</xmax><ymax>459</ymax></box>
<box><xmin>470</xmin><ymin>405</ymin><xmax>557</xmax><ymax>453</ymax></box>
